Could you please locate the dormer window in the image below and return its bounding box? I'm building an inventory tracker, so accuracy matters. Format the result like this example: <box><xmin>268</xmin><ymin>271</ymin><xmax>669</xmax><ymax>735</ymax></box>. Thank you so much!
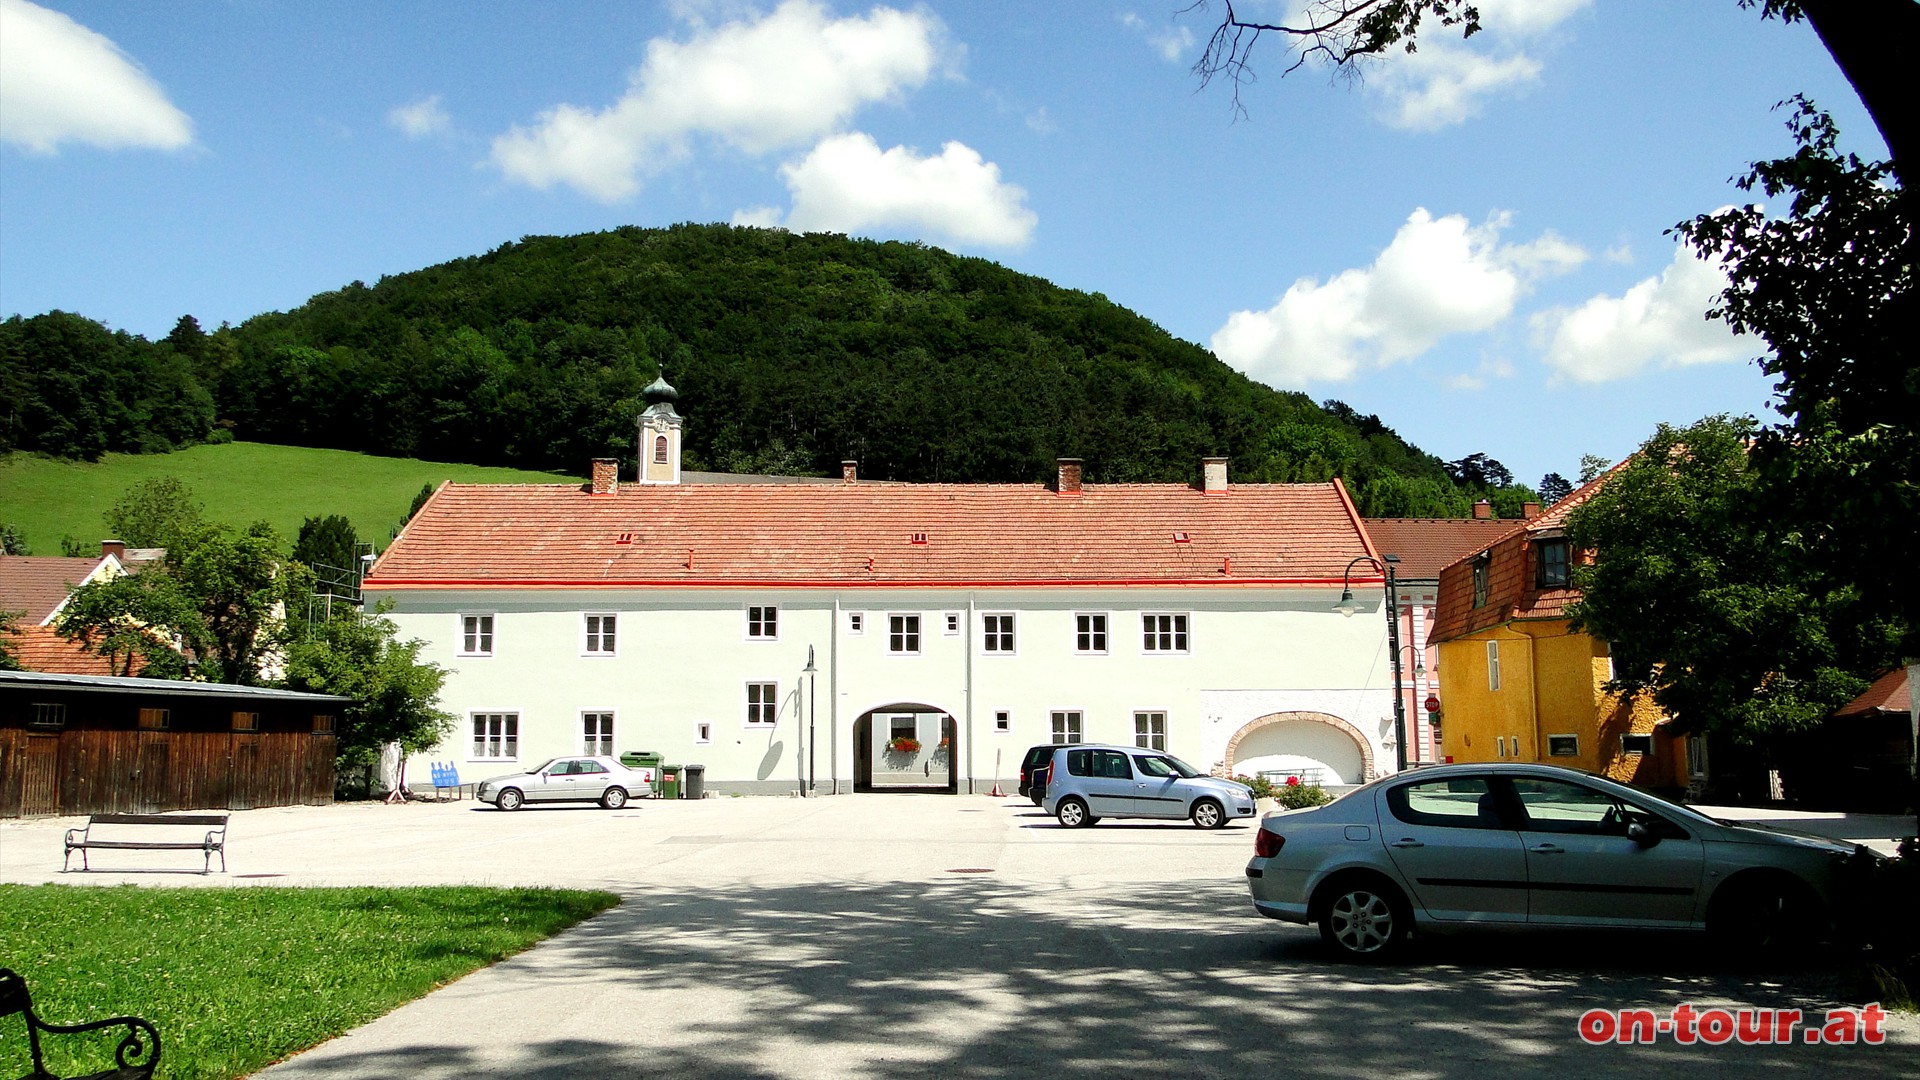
<box><xmin>1536</xmin><ymin>538</ymin><xmax>1571</xmax><ymax>589</ymax></box>
<box><xmin>1471</xmin><ymin>554</ymin><xmax>1490</xmax><ymax>609</ymax></box>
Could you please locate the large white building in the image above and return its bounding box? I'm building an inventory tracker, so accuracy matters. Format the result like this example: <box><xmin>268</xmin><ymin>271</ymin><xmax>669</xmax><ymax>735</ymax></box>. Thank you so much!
<box><xmin>365</xmin><ymin>380</ymin><xmax>1400</xmax><ymax>795</ymax></box>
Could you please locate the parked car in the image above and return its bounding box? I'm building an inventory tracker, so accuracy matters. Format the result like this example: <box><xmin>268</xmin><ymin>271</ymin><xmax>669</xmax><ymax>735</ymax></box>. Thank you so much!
<box><xmin>476</xmin><ymin>756</ymin><xmax>647</xmax><ymax>811</ymax></box>
<box><xmin>1042</xmin><ymin>744</ymin><xmax>1256</xmax><ymax>828</ymax></box>
<box><xmin>1018</xmin><ymin>744</ymin><xmax>1056</xmax><ymax>805</ymax></box>
<box><xmin>1246</xmin><ymin>762</ymin><xmax>1877</xmax><ymax>960</ymax></box>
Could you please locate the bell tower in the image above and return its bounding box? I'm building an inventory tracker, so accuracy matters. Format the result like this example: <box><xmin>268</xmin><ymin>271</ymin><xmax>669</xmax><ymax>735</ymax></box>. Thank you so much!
<box><xmin>638</xmin><ymin>373</ymin><xmax>682</xmax><ymax>485</ymax></box>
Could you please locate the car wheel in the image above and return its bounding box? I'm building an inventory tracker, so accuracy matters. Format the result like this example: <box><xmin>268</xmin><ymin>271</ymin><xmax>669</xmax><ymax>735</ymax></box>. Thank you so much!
<box><xmin>601</xmin><ymin>787</ymin><xmax>628</xmax><ymax>809</ymax></box>
<box><xmin>496</xmin><ymin>788</ymin><xmax>524</xmax><ymax>812</ymax></box>
<box><xmin>1317</xmin><ymin>876</ymin><xmax>1409</xmax><ymax>961</ymax></box>
<box><xmin>1708</xmin><ymin>873</ymin><xmax>1816</xmax><ymax>952</ymax></box>
<box><xmin>1190</xmin><ymin>798</ymin><xmax>1226</xmax><ymax>829</ymax></box>
<box><xmin>1056</xmin><ymin>797</ymin><xmax>1092</xmax><ymax>828</ymax></box>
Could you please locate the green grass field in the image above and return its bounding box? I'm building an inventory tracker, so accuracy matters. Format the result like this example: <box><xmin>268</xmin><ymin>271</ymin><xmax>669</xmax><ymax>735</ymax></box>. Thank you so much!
<box><xmin>0</xmin><ymin>443</ymin><xmax>576</xmax><ymax>556</ymax></box>
<box><xmin>0</xmin><ymin>884</ymin><xmax>620</xmax><ymax>1079</ymax></box>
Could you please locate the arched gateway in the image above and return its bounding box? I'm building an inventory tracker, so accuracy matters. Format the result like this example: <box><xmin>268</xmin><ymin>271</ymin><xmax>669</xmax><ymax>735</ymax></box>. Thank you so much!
<box><xmin>852</xmin><ymin>703</ymin><xmax>958</xmax><ymax>793</ymax></box>
<box><xmin>1223</xmin><ymin>711</ymin><xmax>1375</xmax><ymax>785</ymax></box>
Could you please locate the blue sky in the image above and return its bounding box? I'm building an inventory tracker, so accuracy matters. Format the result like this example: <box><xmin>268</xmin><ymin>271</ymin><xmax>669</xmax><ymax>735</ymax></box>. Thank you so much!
<box><xmin>0</xmin><ymin>0</ymin><xmax>1886</xmax><ymax>488</ymax></box>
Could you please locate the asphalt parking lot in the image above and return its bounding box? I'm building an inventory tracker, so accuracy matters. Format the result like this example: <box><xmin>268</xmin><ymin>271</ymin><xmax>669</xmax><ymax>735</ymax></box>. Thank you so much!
<box><xmin>3</xmin><ymin>794</ymin><xmax>1916</xmax><ymax>1078</ymax></box>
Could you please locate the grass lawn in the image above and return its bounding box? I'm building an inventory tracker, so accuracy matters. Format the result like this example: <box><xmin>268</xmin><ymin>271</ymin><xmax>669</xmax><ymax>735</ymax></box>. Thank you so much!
<box><xmin>0</xmin><ymin>884</ymin><xmax>619</xmax><ymax>1079</ymax></box>
<box><xmin>0</xmin><ymin>443</ymin><xmax>576</xmax><ymax>556</ymax></box>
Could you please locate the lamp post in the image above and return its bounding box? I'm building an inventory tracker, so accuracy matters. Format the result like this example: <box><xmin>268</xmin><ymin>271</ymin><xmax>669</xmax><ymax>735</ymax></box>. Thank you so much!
<box><xmin>802</xmin><ymin>647</ymin><xmax>818</xmax><ymax>798</ymax></box>
<box><xmin>1336</xmin><ymin>554</ymin><xmax>1406</xmax><ymax>773</ymax></box>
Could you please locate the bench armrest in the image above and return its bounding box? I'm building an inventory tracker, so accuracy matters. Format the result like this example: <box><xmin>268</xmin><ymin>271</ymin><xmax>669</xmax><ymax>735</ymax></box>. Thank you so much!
<box><xmin>35</xmin><ymin>1012</ymin><xmax>161</xmax><ymax>1076</ymax></box>
<box><xmin>64</xmin><ymin>825</ymin><xmax>89</xmax><ymax>846</ymax></box>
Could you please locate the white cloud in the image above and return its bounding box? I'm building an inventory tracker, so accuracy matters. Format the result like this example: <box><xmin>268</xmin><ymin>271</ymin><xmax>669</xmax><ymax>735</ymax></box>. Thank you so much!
<box><xmin>490</xmin><ymin>0</ymin><xmax>946</xmax><ymax>202</ymax></box>
<box><xmin>1534</xmin><ymin>245</ymin><xmax>1756</xmax><ymax>383</ymax></box>
<box><xmin>0</xmin><ymin>0</ymin><xmax>192</xmax><ymax>154</ymax></box>
<box><xmin>1120</xmin><ymin>12</ymin><xmax>1194</xmax><ymax>63</ymax></box>
<box><xmin>389</xmin><ymin>95</ymin><xmax>451</xmax><ymax>139</ymax></box>
<box><xmin>1211</xmin><ymin>208</ymin><xmax>1586</xmax><ymax>387</ymax></box>
<box><xmin>1363</xmin><ymin>0</ymin><xmax>1590</xmax><ymax>130</ymax></box>
<box><xmin>757</xmin><ymin>132</ymin><xmax>1036</xmax><ymax>247</ymax></box>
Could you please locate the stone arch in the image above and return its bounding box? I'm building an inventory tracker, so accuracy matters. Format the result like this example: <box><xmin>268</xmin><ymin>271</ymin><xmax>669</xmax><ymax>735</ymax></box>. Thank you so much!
<box><xmin>1223</xmin><ymin>711</ymin><xmax>1376</xmax><ymax>783</ymax></box>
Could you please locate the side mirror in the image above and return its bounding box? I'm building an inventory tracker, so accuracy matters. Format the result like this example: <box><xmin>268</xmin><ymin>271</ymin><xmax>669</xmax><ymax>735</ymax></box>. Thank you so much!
<box><xmin>1627</xmin><ymin>822</ymin><xmax>1659</xmax><ymax>849</ymax></box>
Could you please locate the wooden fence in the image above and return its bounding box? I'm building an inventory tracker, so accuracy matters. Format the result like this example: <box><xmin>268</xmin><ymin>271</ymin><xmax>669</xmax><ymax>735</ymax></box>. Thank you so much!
<box><xmin>0</xmin><ymin>728</ymin><xmax>335</xmax><ymax>818</ymax></box>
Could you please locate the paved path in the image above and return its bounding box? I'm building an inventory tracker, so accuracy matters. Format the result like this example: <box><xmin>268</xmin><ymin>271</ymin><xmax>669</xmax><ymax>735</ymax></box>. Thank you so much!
<box><xmin>3</xmin><ymin>795</ymin><xmax>1916</xmax><ymax>1078</ymax></box>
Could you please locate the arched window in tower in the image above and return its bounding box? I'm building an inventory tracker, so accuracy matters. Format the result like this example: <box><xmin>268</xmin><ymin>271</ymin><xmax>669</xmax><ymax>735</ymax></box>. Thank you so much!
<box><xmin>653</xmin><ymin>434</ymin><xmax>668</xmax><ymax>464</ymax></box>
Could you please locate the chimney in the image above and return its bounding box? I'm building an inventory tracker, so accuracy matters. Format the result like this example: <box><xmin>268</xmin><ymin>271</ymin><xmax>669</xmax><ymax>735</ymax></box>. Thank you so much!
<box><xmin>590</xmin><ymin>457</ymin><xmax>619</xmax><ymax>495</ymax></box>
<box><xmin>1201</xmin><ymin>456</ymin><xmax>1229</xmax><ymax>496</ymax></box>
<box><xmin>842</xmin><ymin>460</ymin><xmax>859</xmax><ymax>483</ymax></box>
<box><xmin>1055</xmin><ymin>458</ymin><xmax>1083</xmax><ymax>496</ymax></box>
<box><xmin>1472</xmin><ymin>499</ymin><xmax>1493</xmax><ymax>520</ymax></box>
<box><xmin>1522</xmin><ymin>501</ymin><xmax>1542</xmax><ymax>520</ymax></box>
<box><xmin>101</xmin><ymin>540</ymin><xmax>126</xmax><ymax>561</ymax></box>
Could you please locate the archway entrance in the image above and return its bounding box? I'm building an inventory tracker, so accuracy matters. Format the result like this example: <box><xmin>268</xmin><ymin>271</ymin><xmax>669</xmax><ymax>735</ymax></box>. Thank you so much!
<box><xmin>1224</xmin><ymin>711</ymin><xmax>1375</xmax><ymax>785</ymax></box>
<box><xmin>853</xmin><ymin>704</ymin><xmax>958</xmax><ymax>793</ymax></box>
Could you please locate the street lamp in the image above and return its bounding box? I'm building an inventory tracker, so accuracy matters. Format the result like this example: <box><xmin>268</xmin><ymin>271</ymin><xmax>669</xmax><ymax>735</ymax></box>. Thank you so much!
<box><xmin>802</xmin><ymin>647</ymin><xmax>818</xmax><ymax>798</ymax></box>
<box><xmin>1336</xmin><ymin>554</ymin><xmax>1407</xmax><ymax>773</ymax></box>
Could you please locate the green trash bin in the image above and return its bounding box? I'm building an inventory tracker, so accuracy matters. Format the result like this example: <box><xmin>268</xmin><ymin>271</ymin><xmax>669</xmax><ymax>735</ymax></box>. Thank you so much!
<box><xmin>619</xmin><ymin>750</ymin><xmax>662</xmax><ymax>770</ymax></box>
<box><xmin>659</xmin><ymin>765</ymin><xmax>681</xmax><ymax>800</ymax></box>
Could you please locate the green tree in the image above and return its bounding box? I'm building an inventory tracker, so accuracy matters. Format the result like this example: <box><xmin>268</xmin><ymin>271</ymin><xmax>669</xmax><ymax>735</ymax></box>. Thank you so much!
<box><xmin>103</xmin><ymin>477</ymin><xmax>205</xmax><ymax>549</ymax></box>
<box><xmin>0</xmin><ymin>608</ymin><xmax>22</xmax><ymax>670</ymax></box>
<box><xmin>0</xmin><ymin>523</ymin><xmax>27</xmax><ymax>555</ymax></box>
<box><xmin>281</xmin><ymin>603</ymin><xmax>455</xmax><ymax>785</ymax></box>
<box><xmin>53</xmin><ymin>573</ymin><xmax>199</xmax><ymax>677</ymax></box>
<box><xmin>1538</xmin><ymin>473</ymin><xmax>1573</xmax><ymax>505</ymax></box>
<box><xmin>293</xmin><ymin>515</ymin><xmax>362</xmax><ymax>595</ymax></box>
<box><xmin>1565</xmin><ymin>416</ymin><xmax>1903</xmax><ymax>739</ymax></box>
<box><xmin>166</xmin><ymin>521</ymin><xmax>306</xmax><ymax>686</ymax></box>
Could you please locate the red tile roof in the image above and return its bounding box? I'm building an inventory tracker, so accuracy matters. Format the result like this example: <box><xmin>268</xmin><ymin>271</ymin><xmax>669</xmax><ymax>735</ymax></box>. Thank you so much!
<box><xmin>1362</xmin><ymin>518</ymin><xmax>1521</xmax><ymax>581</ymax></box>
<box><xmin>368</xmin><ymin>480</ymin><xmax>1381</xmax><ymax>589</ymax></box>
<box><xmin>6</xmin><ymin>625</ymin><xmax>132</xmax><ymax>676</ymax></box>
<box><xmin>0</xmin><ymin>556</ymin><xmax>113</xmax><ymax>624</ymax></box>
<box><xmin>1834</xmin><ymin>668</ymin><xmax>1912</xmax><ymax>718</ymax></box>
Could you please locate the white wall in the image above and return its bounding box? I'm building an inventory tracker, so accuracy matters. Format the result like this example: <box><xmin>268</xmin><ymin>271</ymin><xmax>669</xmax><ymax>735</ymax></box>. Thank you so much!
<box><xmin>372</xmin><ymin>584</ymin><xmax>1396</xmax><ymax>793</ymax></box>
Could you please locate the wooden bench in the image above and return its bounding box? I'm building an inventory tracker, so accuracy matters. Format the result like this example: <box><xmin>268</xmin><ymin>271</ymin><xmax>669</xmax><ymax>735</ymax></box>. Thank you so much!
<box><xmin>0</xmin><ymin>967</ymin><xmax>160</xmax><ymax>1079</ymax></box>
<box><xmin>63</xmin><ymin>813</ymin><xmax>229</xmax><ymax>874</ymax></box>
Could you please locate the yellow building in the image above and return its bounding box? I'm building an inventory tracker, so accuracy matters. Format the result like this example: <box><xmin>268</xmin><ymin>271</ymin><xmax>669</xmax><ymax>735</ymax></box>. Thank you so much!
<box><xmin>1428</xmin><ymin>477</ymin><xmax>1691</xmax><ymax>794</ymax></box>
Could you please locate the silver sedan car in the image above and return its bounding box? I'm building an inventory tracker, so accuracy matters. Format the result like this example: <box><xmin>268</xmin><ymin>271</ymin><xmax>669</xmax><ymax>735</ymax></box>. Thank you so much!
<box><xmin>476</xmin><ymin>756</ymin><xmax>648</xmax><ymax>811</ymax></box>
<box><xmin>1246</xmin><ymin>762</ymin><xmax>1875</xmax><ymax>960</ymax></box>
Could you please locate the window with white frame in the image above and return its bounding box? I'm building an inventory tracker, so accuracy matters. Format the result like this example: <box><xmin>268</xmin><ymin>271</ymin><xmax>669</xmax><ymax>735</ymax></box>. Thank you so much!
<box><xmin>993</xmin><ymin>710</ymin><xmax>1011</xmax><ymax>733</ymax></box>
<box><xmin>1134</xmin><ymin>711</ymin><xmax>1167</xmax><ymax>751</ymax></box>
<box><xmin>584</xmin><ymin>614</ymin><xmax>617</xmax><ymax>655</ymax></box>
<box><xmin>1487</xmin><ymin>641</ymin><xmax>1502</xmax><ymax>691</ymax></box>
<box><xmin>461</xmin><ymin>614</ymin><xmax>495</xmax><ymax>656</ymax></box>
<box><xmin>746</xmin><ymin>682</ymin><xmax>778</xmax><ymax>726</ymax></box>
<box><xmin>847</xmin><ymin>612</ymin><xmax>864</xmax><ymax>634</ymax></box>
<box><xmin>982</xmin><ymin>613</ymin><xmax>1015</xmax><ymax>653</ymax></box>
<box><xmin>695</xmin><ymin>722</ymin><xmax>712</xmax><ymax>744</ymax></box>
<box><xmin>1142</xmin><ymin>613</ymin><xmax>1189</xmax><ymax>653</ymax></box>
<box><xmin>944</xmin><ymin>612</ymin><xmax>961</xmax><ymax>635</ymax></box>
<box><xmin>747</xmin><ymin>605</ymin><xmax>778</xmax><ymax>640</ymax></box>
<box><xmin>1496</xmin><ymin>735</ymin><xmax>1507</xmax><ymax>758</ymax></box>
<box><xmin>472</xmin><ymin>712</ymin><xmax>519</xmax><ymax>759</ymax></box>
<box><xmin>1075</xmin><ymin>613</ymin><xmax>1108</xmax><ymax>654</ymax></box>
<box><xmin>582</xmin><ymin>711</ymin><xmax>614</xmax><ymax>756</ymax></box>
<box><xmin>889</xmin><ymin>614</ymin><xmax>921</xmax><ymax>654</ymax></box>
<box><xmin>1050</xmin><ymin>710</ymin><xmax>1083</xmax><ymax>744</ymax></box>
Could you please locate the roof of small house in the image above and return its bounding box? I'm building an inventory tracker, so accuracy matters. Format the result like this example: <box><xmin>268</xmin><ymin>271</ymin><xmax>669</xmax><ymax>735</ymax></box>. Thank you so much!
<box><xmin>4</xmin><ymin>625</ymin><xmax>129</xmax><ymax>677</ymax></box>
<box><xmin>1834</xmin><ymin>668</ymin><xmax>1912</xmax><ymax>719</ymax></box>
<box><xmin>0</xmin><ymin>555</ymin><xmax>117</xmax><ymax>624</ymax></box>
<box><xmin>0</xmin><ymin>669</ymin><xmax>351</xmax><ymax>703</ymax></box>
<box><xmin>366</xmin><ymin>479</ymin><xmax>1381</xmax><ymax>589</ymax></box>
<box><xmin>1361</xmin><ymin>518</ymin><xmax>1521</xmax><ymax>581</ymax></box>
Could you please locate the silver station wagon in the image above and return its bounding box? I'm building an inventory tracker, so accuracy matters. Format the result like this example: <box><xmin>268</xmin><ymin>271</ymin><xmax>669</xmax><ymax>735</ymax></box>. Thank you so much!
<box><xmin>476</xmin><ymin>756</ymin><xmax>647</xmax><ymax>811</ymax></box>
<box><xmin>1042</xmin><ymin>744</ymin><xmax>1256</xmax><ymax>828</ymax></box>
<box><xmin>1246</xmin><ymin>762</ymin><xmax>1875</xmax><ymax>960</ymax></box>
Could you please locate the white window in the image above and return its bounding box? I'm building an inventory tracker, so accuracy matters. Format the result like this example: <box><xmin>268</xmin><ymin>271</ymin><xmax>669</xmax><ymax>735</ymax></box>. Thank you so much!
<box><xmin>695</xmin><ymin>722</ymin><xmax>712</xmax><ymax>744</ymax></box>
<box><xmin>1142</xmin><ymin>613</ymin><xmax>1189</xmax><ymax>653</ymax></box>
<box><xmin>1075</xmin><ymin>613</ymin><xmax>1108</xmax><ymax>654</ymax></box>
<box><xmin>1547</xmin><ymin>734</ymin><xmax>1579</xmax><ymax>757</ymax></box>
<box><xmin>1621</xmin><ymin>733</ymin><xmax>1655</xmax><ymax>756</ymax></box>
<box><xmin>653</xmin><ymin>434</ymin><xmax>668</xmax><ymax>464</ymax></box>
<box><xmin>583</xmin><ymin>614</ymin><xmax>617</xmax><ymax>655</ymax></box>
<box><xmin>944</xmin><ymin>612</ymin><xmax>961</xmax><ymax>635</ymax></box>
<box><xmin>746</xmin><ymin>682</ymin><xmax>778</xmax><ymax>726</ymax></box>
<box><xmin>1487</xmin><ymin>641</ymin><xmax>1501</xmax><ymax>691</ymax></box>
<box><xmin>982</xmin><ymin>613</ymin><xmax>1015</xmax><ymax>653</ymax></box>
<box><xmin>582</xmin><ymin>711</ymin><xmax>615</xmax><ymax>756</ymax></box>
<box><xmin>472</xmin><ymin>712</ymin><xmax>519</xmax><ymax>760</ymax></box>
<box><xmin>993</xmin><ymin>710</ymin><xmax>1011</xmax><ymax>733</ymax></box>
<box><xmin>1050</xmin><ymin>710</ymin><xmax>1083</xmax><ymax>744</ymax></box>
<box><xmin>29</xmin><ymin>703</ymin><xmax>66</xmax><ymax>730</ymax></box>
<box><xmin>1134</xmin><ymin>711</ymin><xmax>1167</xmax><ymax>751</ymax></box>
<box><xmin>1496</xmin><ymin>735</ymin><xmax>1507</xmax><ymax>759</ymax></box>
<box><xmin>889</xmin><ymin>614</ymin><xmax>921</xmax><ymax>654</ymax></box>
<box><xmin>461</xmin><ymin>614</ymin><xmax>495</xmax><ymax>656</ymax></box>
<box><xmin>847</xmin><ymin>612</ymin><xmax>864</xmax><ymax>634</ymax></box>
<box><xmin>1687</xmin><ymin>734</ymin><xmax>1709</xmax><ymax>778</ymax></box>
<box><xmin>747</xmin><ymin>605</ymin><xmax>778</xmax><ymax>640</ymax></box>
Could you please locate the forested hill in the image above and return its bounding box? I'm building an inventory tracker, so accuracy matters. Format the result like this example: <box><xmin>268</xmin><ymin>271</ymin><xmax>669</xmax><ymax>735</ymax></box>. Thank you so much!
<box><xmin>2</xmin><ymin>223</ymin><xmax>1502</xmax><ymax>515</ymax></box>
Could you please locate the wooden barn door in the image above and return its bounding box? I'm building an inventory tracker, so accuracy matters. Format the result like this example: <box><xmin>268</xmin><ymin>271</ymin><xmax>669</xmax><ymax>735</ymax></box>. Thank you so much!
<box><xmin>21</xmin><ymin>736</ymin><xmax>60</xmax><ymax>816</ymax></box>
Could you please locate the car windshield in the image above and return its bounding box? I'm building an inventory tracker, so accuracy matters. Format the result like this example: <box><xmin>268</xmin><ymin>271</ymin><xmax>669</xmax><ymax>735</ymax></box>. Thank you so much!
<box><xmin>1137</xmin><ymin>754</ymin><xmax>1202</xmax><ymax>778</ymax></box>
<box><xmin>526</xmin><ymin>758</ymin><xmax>558</xmax><ymax>775</ymax></box>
